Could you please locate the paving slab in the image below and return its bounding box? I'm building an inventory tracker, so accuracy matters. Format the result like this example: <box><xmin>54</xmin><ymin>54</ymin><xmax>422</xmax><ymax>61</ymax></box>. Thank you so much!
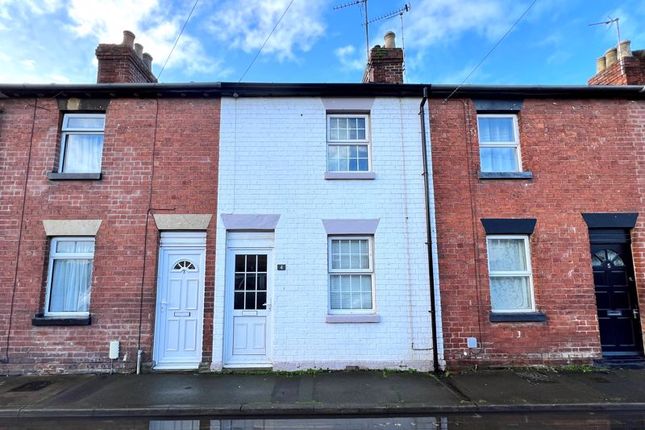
<box><xmin>1</xmin><ymin>369</ymin><xmax>645</xmax><ymax>418</ymax></box>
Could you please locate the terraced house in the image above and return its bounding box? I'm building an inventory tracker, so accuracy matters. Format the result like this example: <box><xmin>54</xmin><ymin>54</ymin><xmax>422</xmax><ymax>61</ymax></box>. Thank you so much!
<box><xmin>0</xmin><ymin>31</ymin><xmax>643</xmax><ymax>374</ymax></box>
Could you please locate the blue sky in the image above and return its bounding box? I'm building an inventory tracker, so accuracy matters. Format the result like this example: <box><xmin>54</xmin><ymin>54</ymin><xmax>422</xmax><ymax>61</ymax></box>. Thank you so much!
<box><xmin>0</xmin><ymin>0</ymin><xmax>643</xmax><ymax>85</ymax></box>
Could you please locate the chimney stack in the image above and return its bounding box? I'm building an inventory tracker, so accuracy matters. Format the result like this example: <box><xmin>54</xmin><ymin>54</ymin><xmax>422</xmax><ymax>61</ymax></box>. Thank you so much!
<box><xmin>95</xmin><ymin>30</ymin><xmax>157</xmax><ymax>84</ymax></box>
<box><xmin>363</xmin><ymin>32</ymin><xmax>404</xmax><ymax>84</ymax></box>
<box><xmin>588</xmin><ymin>40</ymin><xmax>645</xmax><ymax>85</ymax></box>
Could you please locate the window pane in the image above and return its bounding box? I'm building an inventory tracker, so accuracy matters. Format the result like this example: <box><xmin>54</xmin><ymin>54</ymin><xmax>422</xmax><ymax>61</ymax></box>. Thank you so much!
<box><xmin>235</xmin><ymin>255</ymin><xmax>245</xmax><ymax>272</ymax></box>
<box><xmin>49</xmin><ymin>259</ymin><xmax>92</xmax><ymax>313</ymax></box>
<box><xmin>329</xmin><ymin>274</ymin><xmax>372</xmax><ymax>310</ymax></box>
<box><xmin>257</xmin><ymin>273</ymin><xmax>267</xmax><ymax>291</ymax></box>
<box><xmin>331</xmin><ymin>239</ymin><xmax>370</xmax><ymax>270</ymax></box>
<box><xmin>75</xmin><ymin>241</ymin><xmax>94</xmax><ymax>253</ymax></box>
<box><xmin>490</xmin><ymin>276</ymin><xmax>532</xmax><ymax>311</ymax></box>
<box><xmin>62</xmin><ymin>134</ymin><xmax>103</xmax><ymax>173</ymax></box>
<box><xmin>257</xmin><ymin>255</ymin><xmax>267</xmax><ymax>272</ymax></box>
<box><xmin>56</xmin><ymin>241</ymin><xmax>76</xmax><ymax>253</ymax></box>
<box><xmin>480</xmin><ymin>147</ymin><xmax>518</xmax><ymax>172</ymax></box>
<box><xmin>478</xmin><ymin>117</ymin><xmax>514</xmax><ymax>142</ymax></box>
<box><xmin>234</xmin><ymin>292</ymin><xmax>244</xmax><ymax>309</ymax></box>
<box><xmin>246</xmin><ymin>255</ymin><xmax>257</xmax><ymax>272</ymax></box>
<box><xmin>66</xmin><ymin>116</ymin><xmax>105</xmax><ymax>130</ymax></box>
<box><xmin>488</xmin><ymin>239</ymin><xmax>527</xmax><ymax>271</ymax></box>
<box><xmin>245</xmin><ymin>292</ymin><xmax>256</xmax><ymax>310</ymax></box>
<box><xmin>257</xmin><ymin>292</ymin><xmax>267</xmax><ymax>310</ymax></box>
<box><xmin>234</xmin><ymin>274</ymin><xmax>245</xmax><ymax>291</ymax></box>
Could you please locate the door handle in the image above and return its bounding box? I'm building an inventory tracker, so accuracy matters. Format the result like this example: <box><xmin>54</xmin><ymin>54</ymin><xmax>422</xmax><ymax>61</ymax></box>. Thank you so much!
<box><xmin>634</xmin><ymin>309</ymin><xmax>640</xmax><ymax>319</ymax></box>
<box><xmin>263</xmin><ymin>303</ymin><xmax>271</xmax><ymax>310</ymax></box>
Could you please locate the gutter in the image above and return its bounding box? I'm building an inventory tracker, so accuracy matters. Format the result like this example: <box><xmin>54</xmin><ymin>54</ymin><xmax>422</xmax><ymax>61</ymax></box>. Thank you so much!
<box><xmin>419</xmin><ymin>86</ymin><xmax>441</xmax><ymax>373</ymax></box>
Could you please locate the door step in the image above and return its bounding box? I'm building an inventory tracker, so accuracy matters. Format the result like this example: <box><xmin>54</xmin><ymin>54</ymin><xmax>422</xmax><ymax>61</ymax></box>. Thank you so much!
<box><xmin>595</xmin><ymin>357</ymin><xmax>645</xmax><ymax>369</ymax></box>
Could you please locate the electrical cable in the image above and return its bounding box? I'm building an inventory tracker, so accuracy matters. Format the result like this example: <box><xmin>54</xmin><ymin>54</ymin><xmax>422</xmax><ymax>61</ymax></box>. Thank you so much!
<box><xmin>238</xmin><ymin>0</ymin><xmax>296</xmax><ymax>82</ymax></box>
<box><xmin>444</xmin><ymin>0</ymin><xmax>538</xmax><ymax>102</ymax></box>
<box><xmin>158</xmin><ymin>0</ymin><xmax>200</xmax><ymax>80</ymax></box>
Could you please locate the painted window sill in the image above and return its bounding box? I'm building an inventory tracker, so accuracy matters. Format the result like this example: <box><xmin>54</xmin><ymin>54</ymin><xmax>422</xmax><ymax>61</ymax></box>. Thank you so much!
<box><xmin>479</xmin><ymin>171</ymin><xmax>533</xmax><ymax>180</ymax></box>
<box><xmin>32</xmin><ymin>314</ymin><xmax>92</xmax><ymax>326</ymax></box>
<box><xmin>47</xmin><ymin>172</ymin><xmax>102</xmax><ymax>181</ymax></box>
<box><xmin>325</xmin><ymin>172</ymin><xmax>376</xmax><ymax>180</ymax></box>
<box><xmin>489</xmin><ymin>312</ymin><xmax>546</xmax><ymax>323</ymax></box>
<box><xmin>326</xmin><ymin>314</ymin><xmax>381</xmax><ymax>323</ymax></box>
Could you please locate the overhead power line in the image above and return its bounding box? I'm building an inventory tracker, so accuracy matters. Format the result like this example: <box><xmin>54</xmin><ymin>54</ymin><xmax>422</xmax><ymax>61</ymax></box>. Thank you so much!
<box><xmin>158</xmin><ymin>0</ymin><xmax>200</xmax><ymax>80</ymax></box>
<box><xmin>444</xmin><ymin>0</ymin><xmax>538</xmax><ymax>102</ymax></box>
<box><xmin>238</xmin><ymin>0</ymin><xmax>296</xmax><ymax>82</ymax></box>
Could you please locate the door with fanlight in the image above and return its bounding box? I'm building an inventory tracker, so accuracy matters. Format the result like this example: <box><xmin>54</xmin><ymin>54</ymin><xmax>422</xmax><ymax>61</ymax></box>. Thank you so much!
<box><xmin>590</xmin><ymin>230</ymin><xmax>643</xmax><ymax>357</ymax></box>
<box><xmin>224</xmin><ymin>248</ymin><xmax>271</xmax><ymax>367</ymax></box>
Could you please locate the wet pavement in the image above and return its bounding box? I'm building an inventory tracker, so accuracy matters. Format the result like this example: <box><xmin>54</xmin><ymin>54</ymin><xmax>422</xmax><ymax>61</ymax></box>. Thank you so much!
<box><xmin>2</xmin><ymin>412</ymin><xmax>645</xmax><ymax>429</ymax></box>
<box><xmin>2</xmin><ymin>369</ymin><xmax>645</xmax><ymax>419</ymax></box>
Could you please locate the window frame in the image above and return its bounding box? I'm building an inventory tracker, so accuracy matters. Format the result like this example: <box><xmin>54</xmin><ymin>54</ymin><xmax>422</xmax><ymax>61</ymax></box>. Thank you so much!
<box><xmin>327</xmin><ymin>235</ymin><xmax>376</xmax><ymax>315</ymax></box>
<box><xmin>485</xmin><ymin>234</ymin><xmax>535</xmax><ymax>313</ymax></box>
<box><xmin>44</xmin><ymin>236</ymin><xmax>96</xmax><ymax>318</ymax></box>
<box><xmin>326</xmin><ymin>113</ymin><xmax>372</xmax><ymax>173</ymax></box>
<box><xmin>477</xmin><ymin>113</ymin><xmax>522</xmax><ymax>173</ymax></box>
<box><xmin>58</xmin><ymin>113</ymin><xmax>106</xmax><ymax>174</ymax></box>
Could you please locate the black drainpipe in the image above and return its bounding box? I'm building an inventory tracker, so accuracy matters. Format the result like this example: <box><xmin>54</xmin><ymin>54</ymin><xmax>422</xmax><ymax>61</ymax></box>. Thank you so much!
<box><xmin>419</xmin><ymin>86</ymin><xmax>440</xmax><ymax>373</ymax></box>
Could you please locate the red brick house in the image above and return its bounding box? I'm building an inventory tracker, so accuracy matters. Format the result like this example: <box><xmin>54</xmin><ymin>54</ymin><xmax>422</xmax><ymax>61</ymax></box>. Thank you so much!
<box><xmin>0</xmin><ymin>32</ymin><xmax>220</xmax><ymax>373</ymax></box>
<box><xmin>433</xmin><ymin>41</ymin><xmax>645</xmax><ymax>367</ymax></box>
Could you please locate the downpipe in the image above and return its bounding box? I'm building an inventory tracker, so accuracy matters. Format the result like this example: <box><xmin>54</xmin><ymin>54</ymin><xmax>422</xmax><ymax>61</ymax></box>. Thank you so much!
<box><xmin>136</xmin><ymin>349</ymin><xmax>143</xmax><ymax>375</ymax></box>
<box><xmin>419</xmin><ymin>86</ymin><xmax>440</xmax><ymax>373</ymax></box>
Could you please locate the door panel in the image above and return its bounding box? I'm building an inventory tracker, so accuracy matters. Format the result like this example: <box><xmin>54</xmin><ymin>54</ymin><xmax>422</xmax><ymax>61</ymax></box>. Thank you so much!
<box><xmin>225</xmin><ymin>250</ymin><xmax>271</xmax><ymax>366</ymax></box>
<box><xmin>591</xmin><ymin>240</ymin><xmax>643</xmax><ymax>357</ymax></box>
<box><xmin>154</xmin><ymin>249</ymin><xmax>205</xmax><ymax>369</ymax></box>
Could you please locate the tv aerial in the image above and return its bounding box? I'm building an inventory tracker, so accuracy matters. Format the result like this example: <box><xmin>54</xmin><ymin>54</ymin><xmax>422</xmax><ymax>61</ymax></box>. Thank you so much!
<box><xmin>333</xmin><ymin>1</ymin><xmax>410</xmax><ymax>60</ymax></box>
<box><xmin>589</xmin><ymin>17</ymin><xmax>621</xmax><ymax>47</ymax></box>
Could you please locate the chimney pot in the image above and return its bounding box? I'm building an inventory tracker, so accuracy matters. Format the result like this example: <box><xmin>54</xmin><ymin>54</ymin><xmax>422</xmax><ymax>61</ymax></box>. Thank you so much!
<box><xmin>595</xmin><ymin>56</ymin><xmax>606</xmax><ymax>73</ymax></box>
<box><xmin>605</xmin><ymin>48</ymin><xmax>618</xmax><ymax>66</ymax></box>
<box><xmin>122</xmin><ymin>30</ymin><xmax>135</xmax><ymax>48</ymax></box>
<box><xmin>384</xmin><ymin>31</ymin><xmax>396</xmax><ymax>49</ymax></box>
<box><xmin>618</xmin><ymin>40</ymin><xmax>632</xmax><ymax>59</ymax></box>
<box><xmin>142</xmin><ymin>53</ymin><xmax>153</xmax><ymax>70</ymax></box>
<box><xmin>134</xmin><ymin>43</ymin><xmax>144</xmax><ymax>59</ymax></box>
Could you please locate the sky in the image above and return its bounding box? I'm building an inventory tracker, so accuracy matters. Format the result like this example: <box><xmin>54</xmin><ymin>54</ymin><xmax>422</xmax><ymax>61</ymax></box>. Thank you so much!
<box><xmin>0</xmin><ymin>0</ymin><xmax>643</xmax><ymax>86</ymax></box>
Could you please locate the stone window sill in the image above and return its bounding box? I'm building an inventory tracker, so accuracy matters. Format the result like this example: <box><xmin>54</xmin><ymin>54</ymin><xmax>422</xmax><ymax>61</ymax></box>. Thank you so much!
<box><xmin>326</xmin><ymin>314</ymin><xmax>381</xmax><ymax>323</ymax></box>
<box><xmin>489</xmin><ymin>312</ymin><xmax>546</xmax><ymax>323</ymax></box>
<box><xmin>32</xmin><ymin>314</ymin><xmax>92</xmax><ymax>326</ymax></box>
<box><xmin>479</xmin><ymin>171</ymin><xmax>533</xmax><ymax>180</ymax></box>
<box><xmin>325</xmin><ymin>172</ymin><xmax>376</xmax><ymax>180</ymax></box>
<box><xmin>47</xmin><ymin>172</ymin><xmax>102</xmax><ymax>181</ymax></box>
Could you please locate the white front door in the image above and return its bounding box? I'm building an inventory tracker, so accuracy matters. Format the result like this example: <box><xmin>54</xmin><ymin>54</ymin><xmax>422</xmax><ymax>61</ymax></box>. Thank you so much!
<box><xmin>224</xmin><ymin>245</ymin><xmax>272</xmax><ymax>367</ymax></box>
<box><xmin>153</xmin><ymin>233</ymin><xmax>206</xmax><ymax>370</ymax></box>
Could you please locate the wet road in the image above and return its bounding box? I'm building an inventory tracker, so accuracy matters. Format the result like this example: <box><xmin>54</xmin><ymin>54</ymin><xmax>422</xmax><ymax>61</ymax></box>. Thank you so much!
<box><xmin>2</xmin><ymin>412</ymin><xmax>645</xmax><ymax>429</ymax></box>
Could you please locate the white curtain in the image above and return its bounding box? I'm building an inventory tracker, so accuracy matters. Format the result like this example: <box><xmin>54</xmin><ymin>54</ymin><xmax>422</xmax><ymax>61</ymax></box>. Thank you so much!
<box><xmin>62</xmin><ymin>134</ymin><xmax>103</xmax><ymax>173</ymax></box>
<box><xmin>478</xmin><ymin>117</ymin><xmax>514</xmax><ymax>142</ymax></box>
<box><xmin>50</xmin><ymin>259</ymin><xmax>92</xmax><ymax>312</ymax></box>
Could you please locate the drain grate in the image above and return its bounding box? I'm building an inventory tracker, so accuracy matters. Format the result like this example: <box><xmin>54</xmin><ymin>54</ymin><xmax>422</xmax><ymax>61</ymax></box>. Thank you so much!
<box><xmin>9</xmin><ymin>381</ymin><xmax>52</xmax><ymax>392</ymax></box>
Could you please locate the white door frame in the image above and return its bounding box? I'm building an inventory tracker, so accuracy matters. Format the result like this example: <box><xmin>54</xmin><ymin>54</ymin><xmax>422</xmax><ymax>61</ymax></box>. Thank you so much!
<box><xmin>223</xmin><ymin>232</ymin><xmax>274</xmax><ymax>368</ymax></box>
<box><xmin>153</xmin><ymin>231</ymin><xmax>207</xmax><ymax>370</ymax></box>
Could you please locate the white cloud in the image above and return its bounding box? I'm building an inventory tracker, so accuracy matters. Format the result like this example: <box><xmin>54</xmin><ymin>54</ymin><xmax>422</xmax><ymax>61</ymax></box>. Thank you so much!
<box><xmin>65</xmin><ymin>0</ymin><xmax>223</xmax><ymax>78</ymax></box>
<box><xmin>335</xmin><ymin>44</ymin><xmax>364</xmax><ymax>71</ymax></box>
<box><xmin>389</xmin><ymin>0</ymin><xmax>526</xmax><ymax>50</ymax></box>
<box><xmin>207</xmin><ymin>0</ymin><xmax>328</xmax><ymax>61</ymax></box>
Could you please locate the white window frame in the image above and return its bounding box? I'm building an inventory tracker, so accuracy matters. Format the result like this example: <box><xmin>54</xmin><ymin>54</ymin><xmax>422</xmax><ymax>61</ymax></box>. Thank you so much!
<box><xmin>326</xmin><ymin>113</ymin><xmax>372</xmax><ymax>173</ymax></box>
<box><xmin>477</xmin><ymin>113</ymin><xmax>522</xmax><ymax>173</ymax></box>
<box><xmin>44</xmin><ymin>236</ymin><xmax>95</xmax><ymax>318</ymax></box>
<box><xmin>486</xmin><ymin>235</ymin><xmax>535</xmax><ymax>313</ymax></box>
<box><xmin>327</xmin><ymin>235</ymin><xmax>376</xmax><ymax>314</ymax></box>
<box><xmin>58</xmin><ymin>113</ymin><xmax>106</xmax><ymax>174</ymax></box>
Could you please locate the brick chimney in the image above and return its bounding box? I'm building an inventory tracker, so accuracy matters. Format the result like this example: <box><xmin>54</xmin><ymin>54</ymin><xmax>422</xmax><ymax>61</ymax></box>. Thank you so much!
<box><xmin>588</xmin><ymin>40</ymin><xmax>645</xmax><ymax>85</ymax></box>
<box><xmin>95</xmin><ymin>30</ymin><xmax>157</xmax><ymax>84</ymax></box>
<box><xmin>363</xmin><ymin>32</ymin><xmax>404</xmax><ymax>84</ymax></box>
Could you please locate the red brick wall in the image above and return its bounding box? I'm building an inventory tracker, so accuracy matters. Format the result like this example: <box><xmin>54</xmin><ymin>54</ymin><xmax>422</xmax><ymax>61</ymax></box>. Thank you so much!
<box><xmin>432</xmin><ymin>98</ymin><xmax>644</xmax><ymax>368</ymax></box>
<box><xmin>363</xmin><ymin>47</ymin><xmax>404</xmax><ymax>84</ymax></box>
<box><xmin>588</xmin><ymin>57</ymin><xmax>645</xmax><ymax>85</ymax></box>
<box><xmin>0</xmin><ymin>97</ymin><xmax>219</xmax><ymax>374</ymax></box>
<box><xmin>95</xmin><ymin>44</ymin><xmax>157</xmax><ymax>84</ymax></box>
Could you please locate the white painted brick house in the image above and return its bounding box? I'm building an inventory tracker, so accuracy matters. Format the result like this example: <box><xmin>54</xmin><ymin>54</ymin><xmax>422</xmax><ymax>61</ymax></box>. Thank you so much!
<box><xmin>211</xmin><ymin>91</ymin><xmax>443</xmax><ymax>371</ymax></box>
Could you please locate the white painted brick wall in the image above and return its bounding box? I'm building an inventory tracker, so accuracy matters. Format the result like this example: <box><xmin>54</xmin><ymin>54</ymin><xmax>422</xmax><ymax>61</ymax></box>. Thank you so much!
<box><xmin>212</xmin><ymin>97</ymin><xmax>439</xmax><ymax>371</ymax></box>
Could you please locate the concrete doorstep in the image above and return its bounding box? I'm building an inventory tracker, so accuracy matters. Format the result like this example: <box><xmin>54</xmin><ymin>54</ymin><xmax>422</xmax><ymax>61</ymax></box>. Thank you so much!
<box><xmin>2</xmin><ymin>369</ymin><xmax>645</xmax><ymax>418</ymax></box>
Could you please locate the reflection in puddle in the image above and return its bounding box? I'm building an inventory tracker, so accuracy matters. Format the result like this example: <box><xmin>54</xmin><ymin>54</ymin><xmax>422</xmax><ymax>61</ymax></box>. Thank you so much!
<box><xmin>1</xmin><ymin>413</ymin><xmax>644</xmax><ymax>430</ymax></box>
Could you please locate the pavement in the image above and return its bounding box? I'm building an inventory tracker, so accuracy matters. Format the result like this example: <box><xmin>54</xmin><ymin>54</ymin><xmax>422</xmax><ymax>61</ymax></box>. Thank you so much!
<box><xmin>2</xmin><ymin>368</ymin><xmax>645</xmax><ymax>418</ymax></box>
